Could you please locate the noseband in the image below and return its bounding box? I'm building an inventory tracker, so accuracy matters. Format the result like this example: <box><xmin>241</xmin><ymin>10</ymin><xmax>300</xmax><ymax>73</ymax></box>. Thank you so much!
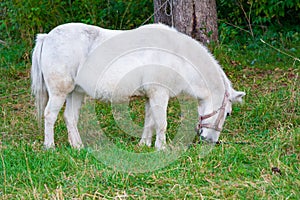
<box><xmin>196</xmin><ymin>91</ymin><xmax>230</xmax><ymax>132</ymax></box>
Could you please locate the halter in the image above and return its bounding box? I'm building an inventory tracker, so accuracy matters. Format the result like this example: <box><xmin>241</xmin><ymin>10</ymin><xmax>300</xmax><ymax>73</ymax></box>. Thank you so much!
<box><xmin>196</xmin><ymin>91</ymin><xmax>230</xmax><ymax>133</ymax></box>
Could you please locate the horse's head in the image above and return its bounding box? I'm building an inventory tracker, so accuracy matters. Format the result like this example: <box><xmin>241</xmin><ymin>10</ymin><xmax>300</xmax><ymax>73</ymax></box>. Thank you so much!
<box><xmin>196</xmin><ymin>89</ymin><xmax>245</xmax><ymax>142</ymax></box>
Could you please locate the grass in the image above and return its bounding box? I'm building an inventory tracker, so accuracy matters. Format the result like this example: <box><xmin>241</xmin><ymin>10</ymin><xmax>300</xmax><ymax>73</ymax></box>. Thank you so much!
<box><xmin>0</xmin><ymin>34</ymin><xmax>299</xmax><ymax>199</ymax></box>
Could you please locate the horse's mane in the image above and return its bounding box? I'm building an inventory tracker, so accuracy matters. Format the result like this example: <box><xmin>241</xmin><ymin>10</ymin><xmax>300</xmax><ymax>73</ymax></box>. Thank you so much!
<box><xmin>139</xmin><ymin>23</ymin><xmax>233</xmax><ymax>92</ymax></box>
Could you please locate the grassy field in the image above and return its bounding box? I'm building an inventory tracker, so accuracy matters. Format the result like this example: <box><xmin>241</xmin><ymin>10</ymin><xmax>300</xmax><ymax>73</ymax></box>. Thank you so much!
<box><xmin>0</xmin><ymin>34</ymin><xmax>299</xmax><ymax>199</ymax></box>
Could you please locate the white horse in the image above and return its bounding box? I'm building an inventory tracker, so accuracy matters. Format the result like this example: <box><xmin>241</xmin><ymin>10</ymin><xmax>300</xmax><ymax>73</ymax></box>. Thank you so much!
<box><xmin>31</xmin><ymin>23</ymin><xmax>245</xmax><ymax>150</ymax></box>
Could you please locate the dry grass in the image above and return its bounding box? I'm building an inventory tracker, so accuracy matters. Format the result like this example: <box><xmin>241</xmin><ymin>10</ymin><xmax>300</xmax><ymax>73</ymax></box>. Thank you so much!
<box><xmin>0</xmin><ymin>39</ymin><xmax>299</xmax><ymax>199</ymax></box>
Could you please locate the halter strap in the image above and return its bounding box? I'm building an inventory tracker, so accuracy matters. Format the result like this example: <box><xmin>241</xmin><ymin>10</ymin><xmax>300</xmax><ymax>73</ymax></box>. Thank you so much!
<box><xmin>197</xmin><ymin>91</ymin><xmax>229</xmax><ymax>132</ymax></box>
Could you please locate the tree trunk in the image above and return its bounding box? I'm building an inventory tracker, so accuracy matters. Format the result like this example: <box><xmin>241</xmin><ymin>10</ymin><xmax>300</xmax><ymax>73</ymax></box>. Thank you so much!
<box><xmin>154</xmin><ymin>0</ymin><xmax>218</xmax><ymax>44</ymax></box>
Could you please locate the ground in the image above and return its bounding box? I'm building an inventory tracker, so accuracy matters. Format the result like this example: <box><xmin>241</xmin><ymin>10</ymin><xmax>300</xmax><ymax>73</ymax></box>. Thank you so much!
<box><xmin>0</xmin><ymin>39</ymin><xmax>299</xmax><ymax>199</ymax></box>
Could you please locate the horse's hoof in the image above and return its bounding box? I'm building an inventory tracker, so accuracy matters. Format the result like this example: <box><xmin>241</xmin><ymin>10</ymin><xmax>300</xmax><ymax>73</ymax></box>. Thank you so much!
<box><xmin>43</xmin><ymin>143</ymin><xmax>55</xmax><ymax>150</ymax></box>
<box><xmin>71</xmin><ymin>143</ymin><xmax>84</xmax><ymax>149</ymax></box>
<box><xmin>155</xmin><ymin>144</ymin><xmax>167</xmax><ymax>151</ymax></box>
<box><xmin>139</xmin><ymin>139</ymin><xmax>152</xmax><ymax>147</ymax></box>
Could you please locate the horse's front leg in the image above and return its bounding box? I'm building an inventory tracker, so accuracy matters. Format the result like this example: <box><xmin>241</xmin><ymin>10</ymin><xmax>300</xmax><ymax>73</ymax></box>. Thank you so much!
<box><xmin>139</xmin><ymin>100</ymin><xmax>155</xmax><ymax>147</ymax></box>
<box><xmin>148</xmin><ymin>89</ymin><xmax>169</xmax><ymax>150</ymax></box>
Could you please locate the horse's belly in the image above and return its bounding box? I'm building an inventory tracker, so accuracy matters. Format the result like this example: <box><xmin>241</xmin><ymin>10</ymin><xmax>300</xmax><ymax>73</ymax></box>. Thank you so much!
<box><xmin>94</xmin><ymin>73</ymin><xmax>144</xmax><ymax>102</ymax></box>
<box><xmin>76</xmin><ymin>49</ymin><xmax>196</xmax><ymax>101</ymax></box>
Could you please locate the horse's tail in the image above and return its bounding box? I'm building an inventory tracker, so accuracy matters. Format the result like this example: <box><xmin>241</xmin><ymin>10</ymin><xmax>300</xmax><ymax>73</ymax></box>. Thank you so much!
<box><xmin>31</xmin><ymin>34</ymin><xmax>48</xmax><ymax>124</ymax></box>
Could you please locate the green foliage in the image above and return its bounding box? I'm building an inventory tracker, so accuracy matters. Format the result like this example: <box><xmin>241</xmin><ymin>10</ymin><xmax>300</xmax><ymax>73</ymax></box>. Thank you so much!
<box><xmin>1</xmin><ymin>39</ymin><xmax>299</xmax><ymax>198</ymax></box>
<box><xmin>1</xmin><ymin>0</ymin><xmax>299</xmax><ymax>47</ymax></box>
<box><xmin>0</xmin><ymin>0</ymin><xmax>153</xmax><ymax>46</ymax></box>
<box><xmin>1</xmin><ymin>0</ymin><xmax>299</xmax><ymax>198</ymax></box>
<box><xmin>217</xmin><ymin>0</ymin><xmax>300</xmax><ymax>26</ymax></box>
<box><xmin>217</xmin><ymin>0</ymin><xmax>300</xmax><ymax>43</ymax></box>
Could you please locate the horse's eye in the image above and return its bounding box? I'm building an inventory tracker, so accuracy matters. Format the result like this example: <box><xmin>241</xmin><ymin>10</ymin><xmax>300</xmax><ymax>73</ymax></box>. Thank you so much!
<box><xmin>226</xmin><ymin>112</ymin><xmax>231</xmax><ymax>117</ymax></box>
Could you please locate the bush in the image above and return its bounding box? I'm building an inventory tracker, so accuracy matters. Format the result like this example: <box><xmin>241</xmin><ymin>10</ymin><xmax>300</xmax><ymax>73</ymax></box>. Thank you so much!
<box><xmin>1</xmin><ymin>0</ymin><xmax>299</xmax><ymax>46</ymax></box>
<box><xmin>217</xmin><ymin>0</ymin><xmax>300</xmax><ymax>43</ymax></box>
<box><xmin>0</xmin><ymin>0</ymin><xmax>153</xmax><ymax>46</ymax></box>
<box><xmin>217</xmin><ymin>0</ymin><xmax>300</xmax><ymax>26</ymax></box>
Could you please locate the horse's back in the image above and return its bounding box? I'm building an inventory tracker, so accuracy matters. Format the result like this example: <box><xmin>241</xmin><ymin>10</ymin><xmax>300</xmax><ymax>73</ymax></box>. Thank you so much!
<box><xmin>42</xmin><ymin>24</ymin><xmax>99</xmax><ymax>69</ymax></box>
<box><xmin>37</xmin><ymin>24</ymin><xmax>101</xmax><ymax>96</ymax></box>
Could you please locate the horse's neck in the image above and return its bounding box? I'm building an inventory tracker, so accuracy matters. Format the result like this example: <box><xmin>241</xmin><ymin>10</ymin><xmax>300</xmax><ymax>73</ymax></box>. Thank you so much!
<box><xmin>204</xmin><ymin>69</ymin><xmax>228</xmax><ymax>113</ymax></box>
<box><xmin>219</xmin><ymin>67</ymin><xmax>232</xmax><ymax>91</ymax></box>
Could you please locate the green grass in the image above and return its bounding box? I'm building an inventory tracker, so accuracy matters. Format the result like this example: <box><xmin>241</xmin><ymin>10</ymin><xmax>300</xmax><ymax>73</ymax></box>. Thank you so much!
<box><xmin>0</xmin><ymin>37</ymin><xmax>299</xmax><ymax>199</ymax></box>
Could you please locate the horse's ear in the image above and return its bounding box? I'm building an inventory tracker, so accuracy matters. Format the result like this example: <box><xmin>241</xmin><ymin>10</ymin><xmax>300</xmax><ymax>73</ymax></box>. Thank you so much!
<box><xmin>231</xmin><ymin>90</ymin><xmax>246</xmax><ymax>103</ymax></box>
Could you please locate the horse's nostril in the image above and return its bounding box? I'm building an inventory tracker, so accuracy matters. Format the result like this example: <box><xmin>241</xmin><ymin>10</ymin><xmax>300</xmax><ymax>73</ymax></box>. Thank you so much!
<box><xmin>195</xmin><ymin>127</ymin><xmax>203</xmax><ymax>136</ymax></box>
<box><xmin>199</xmin><ymin>129</ymin><xmax>203</xmax><ymax>135</ymax></box>
<box><xmin>200</xmin><ymin>135</ymin><xmax>216</xmax><ymax>143</ymax></box>
<box><xmin>200</xmin><ymin>136</ymin><xmax>206</xmax><ymax>141</ymax></box>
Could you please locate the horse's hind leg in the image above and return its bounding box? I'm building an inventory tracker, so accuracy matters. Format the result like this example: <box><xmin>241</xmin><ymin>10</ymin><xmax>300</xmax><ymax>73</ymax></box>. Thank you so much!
<box><xmin>139</xmin><ymin>100</ymin><xmax>155</xmax><ymax>147</ymax></box>
<box><xmin>44</xmin><ymin>95</ymin><xmax>66</xmax><ymax>148</ymax></box>
<box><xmin>43</xmin><ymin>71</ymin><xmax>75</xmax><ymax>148</ymax></box>
<box><xmin>64</xmin><ymin>91</ymin><xmax>84</xmax><ymax>148</ymax></box>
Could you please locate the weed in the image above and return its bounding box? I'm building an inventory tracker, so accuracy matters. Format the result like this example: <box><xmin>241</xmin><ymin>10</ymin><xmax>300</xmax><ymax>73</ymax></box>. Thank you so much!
<box><xmin>0</xmin><ymin>28</ymin><xmax>299</xmax><ymax>200</ymax></box>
